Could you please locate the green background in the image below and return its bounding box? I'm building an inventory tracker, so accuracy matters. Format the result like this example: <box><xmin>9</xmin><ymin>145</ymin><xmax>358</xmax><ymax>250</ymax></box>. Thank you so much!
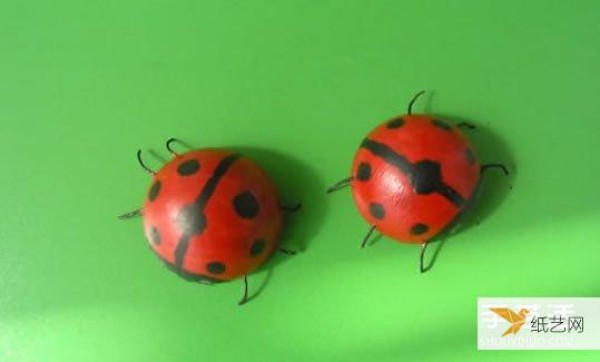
<box><xmin>1</xmin><ymin>0</ymin><xmax>599</xmax><ymax>361</ymax></box>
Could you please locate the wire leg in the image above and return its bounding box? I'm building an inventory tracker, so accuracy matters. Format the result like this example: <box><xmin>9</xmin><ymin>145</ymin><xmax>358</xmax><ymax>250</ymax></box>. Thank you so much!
<box><xmin>136</xmin><ymin>150</ymin><xmax>156</xmax><ymax>175</ymax></box>
<box><xmin>326</xmin><ymin>177</ymin><xmax>353</xmax><ymax>194</ymax></box>
<box><xmin>238</xmin><ymin>275</ymin><xmax>249</xmax><ymax>305</ymax></box>
<box><xmin>420</xmin><ymin>242</ymin><xmax>429</xmax><ymax>273</ymax></box>
<box><xmin>361</xmin><ymin>225</ymin><xmax>377</xmax><ymax>249</ymax></box>
<box><xmin>457</xmin><ymin>122</ymin><xmax>476</xmax><ymax>129</ymax></box>
<box><xmin>279</xmin><ymin>248</ymin><xmax>297</xmax><ymax>255</ymax></box>
<box><xmin>165</xmin><ymin>138</ymin><xmax>180</xmax><ymax>156</ymax></box>
<box><xmin>481</xmin><ymin>163</ymin><xmax>509</xmax><ymax>176</ymax></box>
<box><xmin>118</xmin><ymin>209</ymin><xmax>142</xmax><ymax>220</ymax></box>
<box><xmin>407</xmin><ymin>90</ymin><xmax>426</xmax><ymax>115</ymax></box>
<box><xmin>281</xmin><ymin>203</ymin><xmax>302</xmax><ymax>212</ymax></box>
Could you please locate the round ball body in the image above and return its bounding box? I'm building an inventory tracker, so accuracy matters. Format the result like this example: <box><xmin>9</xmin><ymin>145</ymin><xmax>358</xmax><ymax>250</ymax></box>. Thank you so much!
<box><xmin>142</xmin><ymin>149</ymin><xmax>283</xmax><ymax>283</ymax></box>
<box><xmin>351</xmin><ymin>115</ymin><xmax>480</xmax><ymax>244</ymax></box>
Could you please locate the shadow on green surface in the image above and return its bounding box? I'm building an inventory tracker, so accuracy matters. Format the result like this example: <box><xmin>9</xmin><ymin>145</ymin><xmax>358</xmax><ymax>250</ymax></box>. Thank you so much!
<box><xmin>231</xmin><ymin>146</ymin><xmax>327</xmax><ymax>253</ymax></box>
<box><xmin>436</xmin><ymin>115</ymin><xmax>516</xmax><ymax>238</ymax></box>
<box><xmin>230</xmin><ymin>146</ymin><xmax>327</xmax><ymax>301</ymax></box>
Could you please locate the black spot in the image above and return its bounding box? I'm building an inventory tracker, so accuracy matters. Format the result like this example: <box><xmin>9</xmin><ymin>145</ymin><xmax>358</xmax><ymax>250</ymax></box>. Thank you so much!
<box><xmin>148</xmin><ymin>180</ymin><xmax>161</xmax><ymax>201</ymax></box>
<box><xmin>149</xmin><ymin>226</ymin><xmax>161</xmax><ymax>245</ymax></box>
<box><xmin>356</xmin><ymin>162</ymin><xmax>372</xmax><ymax>181</ymax></box>
<box><xmin>411</xmin><ymin>223</ymin><xmax>429</xmax><ymax>235</ymax></box>
<box><xmin>369</xmin><ymin>203</ymin><xmax>385</xmax><ymax>220</ymax></box>
<box><xmin>411</xmin><ymin>160</ymin><xmax>443</xmax><ymax>194</ymax></box>
<box><xmin>206</xmin><ymin>262</ymin><xmax>226</xmax><ymax>275</ymax></box>
<box><xmin>465</xmin><ymin>148</ymin><xmax>476</xmax><ymax>164</ymax></box>
<box><xmin>233</xmin><ymin>191</ymin><xmax>260</xmax><ymax>219</ymax></box>
<box><xmin>432</xmin><ymin>119</ymin><xmax>452</xmax><ymax>131</ymax></box>
<box><xmin>387</xmin><ymin>117</ymin><xmax>405</xmax><ymax>129</ymax></box>
<box><xmin>177</xmin><ymin>159</ymin><xmax>200</xmax><ymax>176</ymax></box>
<box><xmin>177</xmin><ymin>204</ymin><xmax>206</xmax><ymax>236</ymax></box>
<box><xmin>250</xmin><ymin>239</ymin><xmax>266</xmax><ymax>256</ymax></box>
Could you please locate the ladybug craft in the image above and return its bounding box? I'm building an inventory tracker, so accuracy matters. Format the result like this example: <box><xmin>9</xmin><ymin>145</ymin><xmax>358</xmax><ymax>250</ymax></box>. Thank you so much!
<box><xmin>120</xmin><ymin>139</ymin><xmax>299</xmax><ymax>305</ymax></box>
<box><xmin>327</xmin><ymin>91</ymin><xmax>509</xmax><ymax>272</ymax></box>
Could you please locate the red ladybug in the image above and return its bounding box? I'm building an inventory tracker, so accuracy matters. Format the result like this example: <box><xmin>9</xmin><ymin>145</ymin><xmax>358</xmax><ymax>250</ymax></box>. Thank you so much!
<box><xmin>120</xmin><ymin>139</ymin><xmax>299</xmax><ymax>304</ymax></box>
<box><xmin>328</xmin><ymin>91</ymin><xmax>508</xmax><ymax>272</ymax></box>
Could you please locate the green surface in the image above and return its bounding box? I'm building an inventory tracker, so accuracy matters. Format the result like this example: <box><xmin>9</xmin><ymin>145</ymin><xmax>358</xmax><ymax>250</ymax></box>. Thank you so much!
<box><xmin>1</xmin><ymin>1</ymin><xmax>599</xmax><ymax>361</ymax></box>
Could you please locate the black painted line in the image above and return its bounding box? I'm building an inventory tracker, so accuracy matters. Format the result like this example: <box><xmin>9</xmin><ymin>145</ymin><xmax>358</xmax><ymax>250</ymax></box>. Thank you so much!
<box><xmin>360</xmin><ymin>139</ymin><xmax>413</xmax><ymax>175</ymax></box>
<box><xmin>194</xmin><ymin>154</ymin><xmax>240</xmax><ymax>206</ymax></box>
<box><xmin>174</xmin><ymin>234</ymin><xmax>192</xmax><ymax>270</ymax></box>
<box><xmin>436</xmin><ymin>184</ymin><xmax>466</xmax><ymax>208</ymax></box>
<box><xmin>361</xmin><ymin>138</ymin><xmax>466</xmax><ymax>209</ymax></box>
<box><xmin>174</xmin><ymin>154</ymin><xmax>240</xmax><ymax>269</ymax></box>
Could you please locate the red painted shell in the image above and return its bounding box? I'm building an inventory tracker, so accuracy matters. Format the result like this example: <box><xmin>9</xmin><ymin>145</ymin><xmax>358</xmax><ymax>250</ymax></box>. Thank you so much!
<box><xmin>351</xmin><ymin>115</ymin><xmax>480</xmax><ymax>243</ymax></box>
<box><xmin>142</xmin><ymin>149</ymin><xmax>282</xmax><ymax>283</ymax></box>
